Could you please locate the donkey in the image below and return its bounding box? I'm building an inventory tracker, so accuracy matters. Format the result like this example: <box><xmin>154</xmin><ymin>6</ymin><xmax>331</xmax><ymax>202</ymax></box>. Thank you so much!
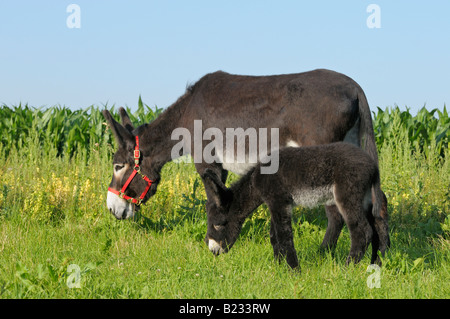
<box><xmin>204</xmin><ymin>142</ymin><xmax>390</xmax><ymax>269</ymax></box>
<box><xmin>102</xmin><ymin>69</ymin><xmax>388</xmax><ymax>251</ymax></box>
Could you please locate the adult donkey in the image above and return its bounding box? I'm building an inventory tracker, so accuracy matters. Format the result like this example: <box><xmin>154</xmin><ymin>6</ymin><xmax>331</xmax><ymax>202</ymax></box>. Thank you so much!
<box><xmin>102</xmin><ymin>68</ymin><xmax>388</xmax><ymax>251</ymax></box>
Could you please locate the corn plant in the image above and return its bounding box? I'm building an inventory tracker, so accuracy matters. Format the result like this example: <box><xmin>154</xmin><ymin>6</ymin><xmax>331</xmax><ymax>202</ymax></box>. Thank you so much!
<box><xmin>373</xmin><ymin>105</ymin><xmax>449</xmax><ymax>159</ymax></box>
<box><xmin>0</xmin><ymin>96</ymin><xmax>162</xmax><ymax>158</ymax></box>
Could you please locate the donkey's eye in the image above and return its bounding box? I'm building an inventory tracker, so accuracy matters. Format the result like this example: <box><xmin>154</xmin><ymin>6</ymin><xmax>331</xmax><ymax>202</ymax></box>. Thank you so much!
<box><xmin>214</xmin><ymin>224</ymin><xmax>225</xmax><ymax>231</ymax></box>
<box><xmin>114</xmin><ymin>164</ymin><xmax>125</xmax><ymax>172</ymax></box>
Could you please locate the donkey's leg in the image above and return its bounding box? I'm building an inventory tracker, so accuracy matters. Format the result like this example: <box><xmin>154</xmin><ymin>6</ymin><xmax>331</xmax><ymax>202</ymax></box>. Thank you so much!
<box><xmin>365</xmin><ymin>204</ymin><xmax>381</xmax><ymax>265</ymax></box>
<box><xmin>377</xmin><ymin>191</ymin><xmax>391</xmax><ymax>255</ymax></box>
<box><xmin>321</xmin><ymin>205</ymin><xmax>345</xmax><ymax>250</ymax></box>
<box><xmin>344</xmin><ymin>209</ymin><xmax>373</xmax><ymax>265</ymax></box>
<box><xmin>368</xmin><ymin>192</ymin><xmax>390</xmax><ymax>265</ymax></box>
<box><xmin>268</xmin><ymin>201</ymin><xmax>299</xmax><ymax>269</ymax></box>
<box><xmin>270</xmin><ymin>217</ymin><xmax>280</xmax><ymax>259</ymax></box>
<box><xmin>373</xmin><ymin>216</ymin><xmax>389</xmax><ymax>264</ymax></box>
<box><xmin>333</xmin><ymin>184</ymin><xmax>372</xmax><ymax>264</ymax></box>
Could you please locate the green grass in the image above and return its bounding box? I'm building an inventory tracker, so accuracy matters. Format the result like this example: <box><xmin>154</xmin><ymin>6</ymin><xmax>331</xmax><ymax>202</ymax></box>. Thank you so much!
<box><xmin>1</xmin><ymin>202</ymin><xmax>448</xmax><ymax>298</ymax></box>
<box><xmin>0</xmin><ymin>104</ymin><xmax>449</xmax><ymax>299</ymax></box>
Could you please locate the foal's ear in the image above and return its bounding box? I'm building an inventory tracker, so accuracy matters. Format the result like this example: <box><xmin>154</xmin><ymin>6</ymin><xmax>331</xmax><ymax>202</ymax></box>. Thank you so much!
<box><xmin>119</xmin><ymin>107</ymin><xmax>135</xmax><ymax>133</ymax></box>
<box><xmin>203</xmin><ymin>169</ymin><xmax>232</xmax><ymax>207</ymax></box>
<box><xmin>102</xmin><ymin>109</ymin><xmax>135</xmax><ymax>149</ymax></box>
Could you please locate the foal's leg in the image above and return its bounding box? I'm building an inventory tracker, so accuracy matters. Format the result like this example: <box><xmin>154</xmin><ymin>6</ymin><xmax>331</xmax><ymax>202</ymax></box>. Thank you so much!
<box><xmin>368</xmin><ymin>192</ymin><xmax>390</xmax><ymax>265</ymax></box>
<box><xmin>321</xmin><ymin>205</ymin><xmax>345</xmax><ymax>250</ymax></box>
<box><xmin>365</xmin><ymin>204</ymin><xmax>381</xmax><ymax>264</ymax></box>
<box><xmin>376</xmin><ymin>192</ymin><xmax>391</xmax><ymax>256</ymax></box>
<box><xmin>343</xmin><ymin>207</ymin><xmax>373</xmax><ymax>265</ymax></box>
<box><xmin>334</xmin><ymin>184</ymin><xmax>372</xmax><ymax>264</ymax></box>
<box><xmin>373</xmin><ymin>216</ymin><xmax>390</xmax><ymax>263</ymax></box>
<box><xmin>270</xmin><ymin>216</ymin><xmax>280</xmax><ymax>258</ymax></box>
<box><xmin>268</xmin><ymin>201</ymin><xmax>299</xmax><ymax>269</ymax></box>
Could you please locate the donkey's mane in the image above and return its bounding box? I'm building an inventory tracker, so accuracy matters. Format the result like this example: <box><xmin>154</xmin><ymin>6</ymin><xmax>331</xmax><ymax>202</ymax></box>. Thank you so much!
<box><xmin>186</xmin><ymin>70</ymin><xmax>227</xmax><ymax>95</ymax></box>
<box><xmin>137</xmin><ymin>86</ymin><xmax>195</xmax><ymax>147</ymax></box>
<box><xmin>132</xmin><ymin>123</ymin><xmax>148</xmax><ymax>136</ymax></box>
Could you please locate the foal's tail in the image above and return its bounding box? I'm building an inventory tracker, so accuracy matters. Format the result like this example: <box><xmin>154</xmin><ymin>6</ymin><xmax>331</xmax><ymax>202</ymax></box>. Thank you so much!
<box><xmin>371</xmin><ymin>168</ymin><xmax>383</xmax><ymax>219</ymax></box>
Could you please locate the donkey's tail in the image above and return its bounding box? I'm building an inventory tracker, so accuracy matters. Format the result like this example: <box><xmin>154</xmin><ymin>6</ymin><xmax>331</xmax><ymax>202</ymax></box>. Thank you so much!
<box><xmin>358</xmin><ymin>90</ymin><xmax>388</xmax><ymax>219</ymax></box>
<box><xmin>357</xmin><ymin>91</ymin><xmax>379</xmax><ymax>165</ymax></box>
<box><xmin>358</xmin><ymin>90</ymin><xmax>390</xmax><ymax>256</ymax></box>
<box><xmin>371</xmin><ymin>168</ymin><xmax>383</xmax><ymax>219</ymax></box>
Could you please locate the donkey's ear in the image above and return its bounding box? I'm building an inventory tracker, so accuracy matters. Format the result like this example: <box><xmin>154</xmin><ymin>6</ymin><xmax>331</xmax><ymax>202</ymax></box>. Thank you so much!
<box><xmin>102</xmin><ymin>109</ymin><xmax>134</xmax><ymax>149</ymax></box>
<box><xmin>119</xmin><ymin>107</ymin><xmax>135</xmax><ymax>133</ymax></box>
<box><xmin>202</xmin><ymin>169</ymin><xmax>232</xmax><ymax>207</ymax></box>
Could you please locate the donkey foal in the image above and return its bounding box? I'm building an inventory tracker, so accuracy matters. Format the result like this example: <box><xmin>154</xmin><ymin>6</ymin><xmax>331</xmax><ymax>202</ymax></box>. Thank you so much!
<box><xmin>204</xmin><ymin>142</ymin><xmax>389</xmax><ymax>269</ymax></box>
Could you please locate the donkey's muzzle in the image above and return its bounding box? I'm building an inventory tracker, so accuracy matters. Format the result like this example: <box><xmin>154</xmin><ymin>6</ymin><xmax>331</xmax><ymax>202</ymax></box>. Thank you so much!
<box><xmin>207</xmin><ymin>238</ymin><xmax>226</xmax><ymax>255</ymax></box>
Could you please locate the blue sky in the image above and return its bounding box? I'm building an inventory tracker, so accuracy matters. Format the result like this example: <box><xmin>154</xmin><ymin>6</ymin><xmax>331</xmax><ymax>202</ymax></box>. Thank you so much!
<box><xmin>0</xmin><ymin>1</ymin><xmax>449</xmax><ymax>114</ymax></box>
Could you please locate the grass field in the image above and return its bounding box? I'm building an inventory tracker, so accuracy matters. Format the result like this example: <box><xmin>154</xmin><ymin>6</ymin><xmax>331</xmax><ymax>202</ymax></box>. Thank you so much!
<box><xmin>0</xmin><ymin>103</ymin><xmax>449</xmax><ymax>298</ymax></box>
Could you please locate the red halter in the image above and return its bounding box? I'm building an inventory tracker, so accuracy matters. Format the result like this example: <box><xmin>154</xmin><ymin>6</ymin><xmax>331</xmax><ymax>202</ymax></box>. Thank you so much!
<box><xmin>108</xmin><ymin>136</ymin><xmax>154</xmax><ymax>206</ymax></box>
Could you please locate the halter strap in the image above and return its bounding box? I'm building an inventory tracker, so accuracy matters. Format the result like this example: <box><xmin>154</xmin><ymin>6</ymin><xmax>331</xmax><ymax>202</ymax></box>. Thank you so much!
<box><xmin>108</xmin><ymin>135</ymin><xmax>153</xmax><ymax>206</ymax></box>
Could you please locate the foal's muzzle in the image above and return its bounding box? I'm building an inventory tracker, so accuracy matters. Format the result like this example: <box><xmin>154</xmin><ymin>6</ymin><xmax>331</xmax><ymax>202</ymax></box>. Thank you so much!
<box><xmin>207</xmin><ymin>238</ymin><xmax>226</xmax><ymax>255</ymax></box>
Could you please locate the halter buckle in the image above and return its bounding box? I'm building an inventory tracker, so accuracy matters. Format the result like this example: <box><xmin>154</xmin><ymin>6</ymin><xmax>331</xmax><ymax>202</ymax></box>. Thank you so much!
<box><xmin>134</xmin><ymin>149</ymin><xmax>140</xmax><ymax>166</ymax></box>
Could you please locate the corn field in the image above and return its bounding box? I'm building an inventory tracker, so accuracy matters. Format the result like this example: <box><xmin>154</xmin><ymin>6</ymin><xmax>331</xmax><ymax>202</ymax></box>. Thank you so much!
<box><xmin>373</xmin><ymin>106</ymin><xmax>450</xmax><ymax>160</ymax></box>
<box><xmin>0</xmin><ymin>102</ymin><xmax>448</xmax><ymax>161</ymax></box>
<box><xmin>0</xmin><ymin>96</ymin><xmax>162</xmax><ymax>158</ymax></box>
